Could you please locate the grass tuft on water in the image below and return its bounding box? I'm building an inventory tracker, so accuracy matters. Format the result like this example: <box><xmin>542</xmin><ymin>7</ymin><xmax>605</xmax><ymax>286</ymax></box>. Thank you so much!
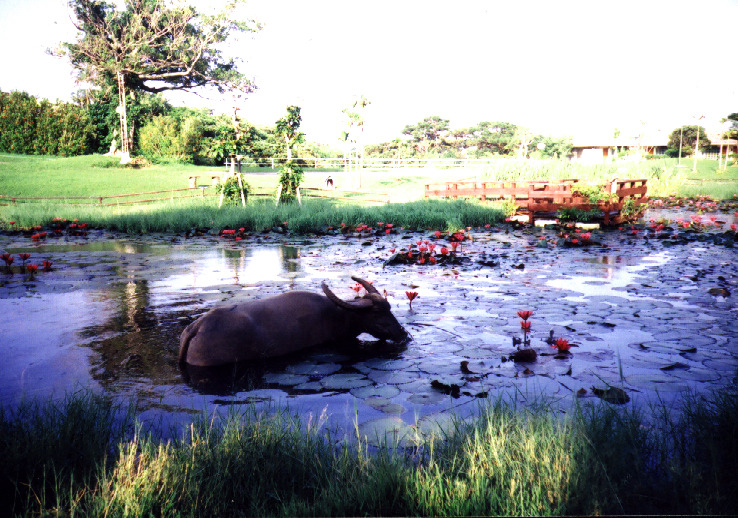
<box><xmin>2</xmin><ymin>389</ymin><xmax>737</xmax><ymax>516</ymax></box>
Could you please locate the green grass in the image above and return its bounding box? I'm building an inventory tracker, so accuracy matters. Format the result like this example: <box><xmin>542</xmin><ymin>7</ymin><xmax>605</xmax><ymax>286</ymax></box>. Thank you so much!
<box><xmin>1</xmin><ymin>154</ymin><xmax>736</xmax><ymax>234</ymax></box>
<box><xmin>2</xmin><ymin>390</ymin><xmax>736</xmax><ymax>516</ymax></box>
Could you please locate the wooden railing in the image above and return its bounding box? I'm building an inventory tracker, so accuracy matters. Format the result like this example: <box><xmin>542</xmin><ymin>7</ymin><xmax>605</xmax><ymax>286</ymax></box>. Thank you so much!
<box><xmin>424</xmin><ymin>179</ymin><xmax>648</xmax><ymax>225</ymax></box>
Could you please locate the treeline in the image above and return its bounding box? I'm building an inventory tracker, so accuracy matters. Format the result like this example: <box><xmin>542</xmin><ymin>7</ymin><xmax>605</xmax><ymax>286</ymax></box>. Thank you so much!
<box><xmin>366</xmin><ymin>116</ymin><xmax>573</xmax><ymax>160</ymax></box>
<box><xmin>0</xmin><ymin>91</ymin><xmax>95</xmax><ymax>156</ymax></box>
<box><xmin>0</xmin><ymin>89</ymin><xmax>333</xmax><ymax>165</ymax></box>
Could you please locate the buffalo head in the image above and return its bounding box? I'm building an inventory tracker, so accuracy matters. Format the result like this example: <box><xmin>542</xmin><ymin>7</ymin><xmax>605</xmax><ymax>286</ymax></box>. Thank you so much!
<box><xmin>322</xmin><ymin>276</ymin><xmax>409</xmax><ymax>343</ymax></box>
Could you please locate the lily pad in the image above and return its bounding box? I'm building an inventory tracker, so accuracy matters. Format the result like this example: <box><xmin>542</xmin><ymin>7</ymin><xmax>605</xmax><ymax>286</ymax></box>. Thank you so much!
<box><xmin>357</xmin><ymin>417</ymin><xmax>415</xmax><ymax>447</ymax></box>
<box><xmin>351</xmin><ymin>384</ymin><xmax>401</xmax><ymax>399</ymax></box>
<box><xmin>320</xmin><ymin>373</ymin><xmax>372</xmax><ymax>390</ymax></box>
<box><xmin>592</xmin><ymin>385</ymin><xmax>630</xmax><ymax>404</ymax></box>
<box><xmin>286</xmin><ymin>362</ymin><xmax>342</xmax><ymax>376</ymax></box>
<box><xmin>262</xmin><ymin>373</ymin><xmax>311</xmax><ymax>386</ymax></box>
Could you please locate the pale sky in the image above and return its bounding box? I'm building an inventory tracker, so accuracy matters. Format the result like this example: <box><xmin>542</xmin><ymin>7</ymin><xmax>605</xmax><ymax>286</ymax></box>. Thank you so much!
<box><xmin>1</xmin><ymin>0</ymin><xmax>736</xmax><ymax>146</ymax></box>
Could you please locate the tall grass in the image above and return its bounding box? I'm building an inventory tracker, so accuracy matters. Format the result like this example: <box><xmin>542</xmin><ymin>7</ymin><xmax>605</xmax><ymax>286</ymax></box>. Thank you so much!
<box><xmin>480</xmin><ymin>158</ymin><xmax>701</xmax><ymax>198</ymax></box>
<box><xmin>0</xmin><ymin>197</ymin><xmax>506</xmax><ymax>234</ymax></box>
<box><xmin>2</xmin><ymin>390</ymin><xmax>736</xmax><ymax>516</ymax></box>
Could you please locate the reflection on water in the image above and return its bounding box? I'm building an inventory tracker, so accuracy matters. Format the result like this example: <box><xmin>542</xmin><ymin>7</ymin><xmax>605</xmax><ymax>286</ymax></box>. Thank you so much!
<box><xmin>0</xmin><ymin>245</ymin><xmax>304</xmax><ymax>406</ymax></box>
<box><xmin>1</xmin><ymin>234</ymin><xmax>736</xmax><ymax>442</ymax></box>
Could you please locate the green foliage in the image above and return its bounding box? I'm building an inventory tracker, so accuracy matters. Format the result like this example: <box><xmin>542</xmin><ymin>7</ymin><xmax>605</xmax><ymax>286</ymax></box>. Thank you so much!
<box><xmin>275</xmin><ymin>106</ymin><xmax>305</xmax><ymax>202</ymax></box>
<box><xmin>4</xmin><ymin>390</ymin><xmax>737</xmax><ymax>516</ymax></box>
<box><xmin>666</xmin><ymin>125</ymin><xmax>711</xmax><ymax>156</ymax></box>
<box><xmin>402</xmin><ymin>116</ymin><xmax>451</xmax><ymax>154</ymax></box>
<box><xmin>59</xmin><ymin>0</ymin><xmax>259</xmax><ymax>157</ymax></box>
<box><xmin>278</xmin><ymin>161</ymin><xmax>304</xmax><ymax>202</ymax></box>
<box><xmin>0</xmin><ymin>90</ymin><xmax>95</xmax><ymax>156</ymax></box>
<box><xmin>139</xmin><ymin>115</ymin><xmax>201</xmax><ymax>163</ymax></box>
<box><xmin>215</xmin><ymin>175</ymin><xmax>251</xmax><ymax>204</ymax></box>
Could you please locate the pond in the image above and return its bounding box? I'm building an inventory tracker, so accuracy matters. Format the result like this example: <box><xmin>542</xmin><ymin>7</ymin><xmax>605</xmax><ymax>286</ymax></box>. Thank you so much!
<box><xmin>1</xmin><ymin>221</ymin><xmax>736</xmax><ymax>443</ymax></box>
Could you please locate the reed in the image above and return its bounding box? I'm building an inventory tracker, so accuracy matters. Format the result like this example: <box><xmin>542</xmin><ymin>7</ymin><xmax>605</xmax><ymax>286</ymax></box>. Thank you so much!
<box><xmin>2</xmin><ymin>389</ymin><xmax>736</xmax><ymax>516</ymax></box>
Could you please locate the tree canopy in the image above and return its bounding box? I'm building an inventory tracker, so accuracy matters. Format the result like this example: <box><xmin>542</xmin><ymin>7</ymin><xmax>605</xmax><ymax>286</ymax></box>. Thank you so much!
<box><xmin>666</xmin><ymin>125</ymin><xmax>710</xmax><ymax>156</ymax></box>
<box><xmin>59</xmin><ymin>0</ymin><xmax>259</xmax><ymax>161</ymax></box>
<box><xmin>723</xmin><ymin>113</ymin><xmax>738</xmax><ymax>140</ymax></box>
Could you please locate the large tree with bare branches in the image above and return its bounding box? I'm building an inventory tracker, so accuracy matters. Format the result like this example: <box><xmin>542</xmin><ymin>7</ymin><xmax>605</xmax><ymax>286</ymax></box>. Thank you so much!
<box><xmin>59</xmin><ymin>0</ymin><xmax>259</xmax><ymax>162</ymax></box>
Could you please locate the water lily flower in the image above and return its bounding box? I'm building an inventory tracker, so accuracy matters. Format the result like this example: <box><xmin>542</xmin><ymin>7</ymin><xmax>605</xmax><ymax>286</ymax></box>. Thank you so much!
<box><xmin>440</xmin><ymin>247</ymin><xmax>449</xmax><ymax>256</ymax></box>
<box><xmin>42</xmin><ymin>260</ymin><xmax>52</xmax><ymax>271</ymax></box>
<box><xmin>9</xmin><ymin>221</ymin><xmax>15</xmax><ymax>226</ymax></box>
<box><xmin>19</xmin><ymin>253</ymin><xmax>30</xmax><ymax>262</ymax></box>
<box><xmin>406</xmin><ymin>291</ymin><xmax>419</xmax><ymax>310</ymax></box>
<box><xmin>552</xmin><ymin>338</ymin><xmax>571</xmax><ymax>352</ymax></box>
<box><xmin>517</xmin><ymin>310</ymin><xmax>533</xmax><ymax>320</ymax></box>
<box><xmin>731</xmin><ymin>224</ymin><xmax>736</xmax><ymax>232</ymax></box>
<box><xmin>429</xmin><ymin>256</ymin><xmax>437</xmax><ymax>265</ymax></box>
<box><xmin>451</xmin><ymin>242</ymin><xmax>459</xmax><ymax>252</ymax></box>
<box><xmin>2</xmin><ymin>254</ymin><xmax>13</xmax><ymax>267</ymax></box>
<box><xmin>434</xmin><ymin>230</ymin><xmax>442</xmax><ymax>239</ymax></box>
<box><xmin>25</xmin><ymin>263</ymin><xmax>38</xmax><ymax>276</ymax></box>
<box><xmin>520</xmin><ymin>320</ymin><xmax>531</xmax><ymax>331</ymax></box>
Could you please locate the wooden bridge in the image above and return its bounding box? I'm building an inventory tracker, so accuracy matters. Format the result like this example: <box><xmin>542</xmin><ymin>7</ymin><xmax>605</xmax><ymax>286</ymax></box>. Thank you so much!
<box><xmin>424</xmin><ymin>178</ymin><xmax>648</xmax><ymax>225</ymax></box>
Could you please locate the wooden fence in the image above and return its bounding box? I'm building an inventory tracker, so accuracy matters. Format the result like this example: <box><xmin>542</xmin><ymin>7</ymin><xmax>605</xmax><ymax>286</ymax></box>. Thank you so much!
<box><xmin>425</xmin><ymin>179</ymin><xmax>649</xmax><ymax>225</ymax></box>
<box><xmin>0</xmin><ymin>185</ymin><xmax>390</xmax><ymax>208</ymax></box>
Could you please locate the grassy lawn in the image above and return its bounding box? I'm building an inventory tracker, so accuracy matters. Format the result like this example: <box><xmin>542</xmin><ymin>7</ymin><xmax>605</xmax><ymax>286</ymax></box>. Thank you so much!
<box><xmin>0</xmin><ymin>154</ymin><xmax>736</xmax><ymax>233</ymax></box>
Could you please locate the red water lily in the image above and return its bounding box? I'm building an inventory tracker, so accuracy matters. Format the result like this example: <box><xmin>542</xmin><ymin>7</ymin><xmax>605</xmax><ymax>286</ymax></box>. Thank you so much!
<box><xmin>520</xmin><ymin>320</ymin><xmax>531</xmax><ymax>331</ymax></box>
<box><xmin>406</xmin><ymin>291</ymin><xmax>419</xmax><ymax>310</ymax></box>
<box><xmin>552</xmin><ymin>338</ymin><xmax>571</xmax><ymax>352</ymax></box>
<box><xmin>25</xmin><ymin>263</ymin><xmax>38</xmax><ymax>276</ymax></box>
<box><xmin>517</xmin><ymin>310</ymin><xmax>533</xmax><ymax>321</ymax></box>
<box><xmin>42</xmin><ymin>260</ymin><xmax>53</xmax><ymax>272</ymax></box>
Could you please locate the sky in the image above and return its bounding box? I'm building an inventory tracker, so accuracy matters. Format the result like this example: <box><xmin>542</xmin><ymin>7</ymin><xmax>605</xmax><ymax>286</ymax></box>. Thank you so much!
<box><xmin>1</xmin><ymin>0</ymin><xmax>737</xmax><ymax>147</ymax></box>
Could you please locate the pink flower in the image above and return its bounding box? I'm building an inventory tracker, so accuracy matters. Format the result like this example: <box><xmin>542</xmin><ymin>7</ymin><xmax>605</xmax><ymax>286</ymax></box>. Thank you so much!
<box><xmin>517</xmin><ymin>310</ymin><xmax>533</xmax><ymax>321</ymax></box>
<box><xmin>520</xmin><ymin>320</ymin><xmax>531</xmax><ymax>331</ymax></box>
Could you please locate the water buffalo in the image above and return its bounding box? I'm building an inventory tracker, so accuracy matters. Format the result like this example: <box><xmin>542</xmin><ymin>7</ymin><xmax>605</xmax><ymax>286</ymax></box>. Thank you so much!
<box><xmin>179</xmin><ymin>277</ymin><xmax>409</xmax><ymax>367</ymax></box>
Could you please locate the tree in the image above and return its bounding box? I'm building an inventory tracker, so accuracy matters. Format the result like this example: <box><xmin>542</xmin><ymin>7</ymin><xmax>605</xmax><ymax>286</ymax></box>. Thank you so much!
<box><xmin>275</xmin><ymin>105</ymin><xmax>304</xmax><ymax>203</ymax></box>
<box><xmin>723</xmin><ymin>113</ymin><xmax>738</xmax><ymax>140</ymax></box>
<box><xmin>342</xmin><ymin>95</ymin><xmax>370</xmax><ymax>187</ymax></box>
<box><xmin>402</xmin><ymin>116</ymin><xmax>450</xmax><ymax>154</ymax></box>
<box><xmin>469</xmin><ymin>121</ymin><xmax>518</xmax><ymax>156</ymax></box>
<box><xmin>666</xmin><ymin>125</ymin><xmax>710</xmax><ymax>157</ymax></box>
<box><xmin>59</xmin><ymin>0</ymin><xmax>259</xmax><ymax>162</ymax></box>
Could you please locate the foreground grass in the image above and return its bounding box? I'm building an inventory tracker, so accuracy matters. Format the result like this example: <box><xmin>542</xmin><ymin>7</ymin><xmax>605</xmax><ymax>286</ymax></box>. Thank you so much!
<box><xmin>1</xmin><ymin>391</ymin><xmax>736</xmax><ymax>516</ymax></box>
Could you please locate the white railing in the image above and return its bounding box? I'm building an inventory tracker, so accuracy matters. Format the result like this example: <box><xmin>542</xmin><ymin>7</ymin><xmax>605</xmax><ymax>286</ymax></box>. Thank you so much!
<box><xmin>235</xmin><ymin>157</ymin><xmax>528</xmax><ymax>170</ymax></box>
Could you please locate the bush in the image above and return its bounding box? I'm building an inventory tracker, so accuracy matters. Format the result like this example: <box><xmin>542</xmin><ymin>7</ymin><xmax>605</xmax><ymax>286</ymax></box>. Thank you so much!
<box><xmin>139</xmin><ymin>115</ymin><xmax>202</xmax><ymax>163</ymax></box>
<box><xmin>0</xmin><ymin>90</ymin><xmax>95</xmax><ymax>156</ymax></box>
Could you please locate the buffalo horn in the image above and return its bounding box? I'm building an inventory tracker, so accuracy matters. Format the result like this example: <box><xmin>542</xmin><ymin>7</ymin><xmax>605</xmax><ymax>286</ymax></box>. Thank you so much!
<box><xmin>321</xmin><ymin>281</ymin><xmax>372</xmax><ymax>310</ymax></box>
<box><xmin>351</xmin><ymin>276</ymin><xmax>381</xmax><ymax>296</ymax></box>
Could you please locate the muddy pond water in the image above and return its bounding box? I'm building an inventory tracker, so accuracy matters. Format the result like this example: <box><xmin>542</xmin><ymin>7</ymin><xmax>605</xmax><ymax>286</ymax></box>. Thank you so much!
<box><xmin>1</xmin><ymin>221</ymin><xmax>736</xmax><ymax>443</ymax></box>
